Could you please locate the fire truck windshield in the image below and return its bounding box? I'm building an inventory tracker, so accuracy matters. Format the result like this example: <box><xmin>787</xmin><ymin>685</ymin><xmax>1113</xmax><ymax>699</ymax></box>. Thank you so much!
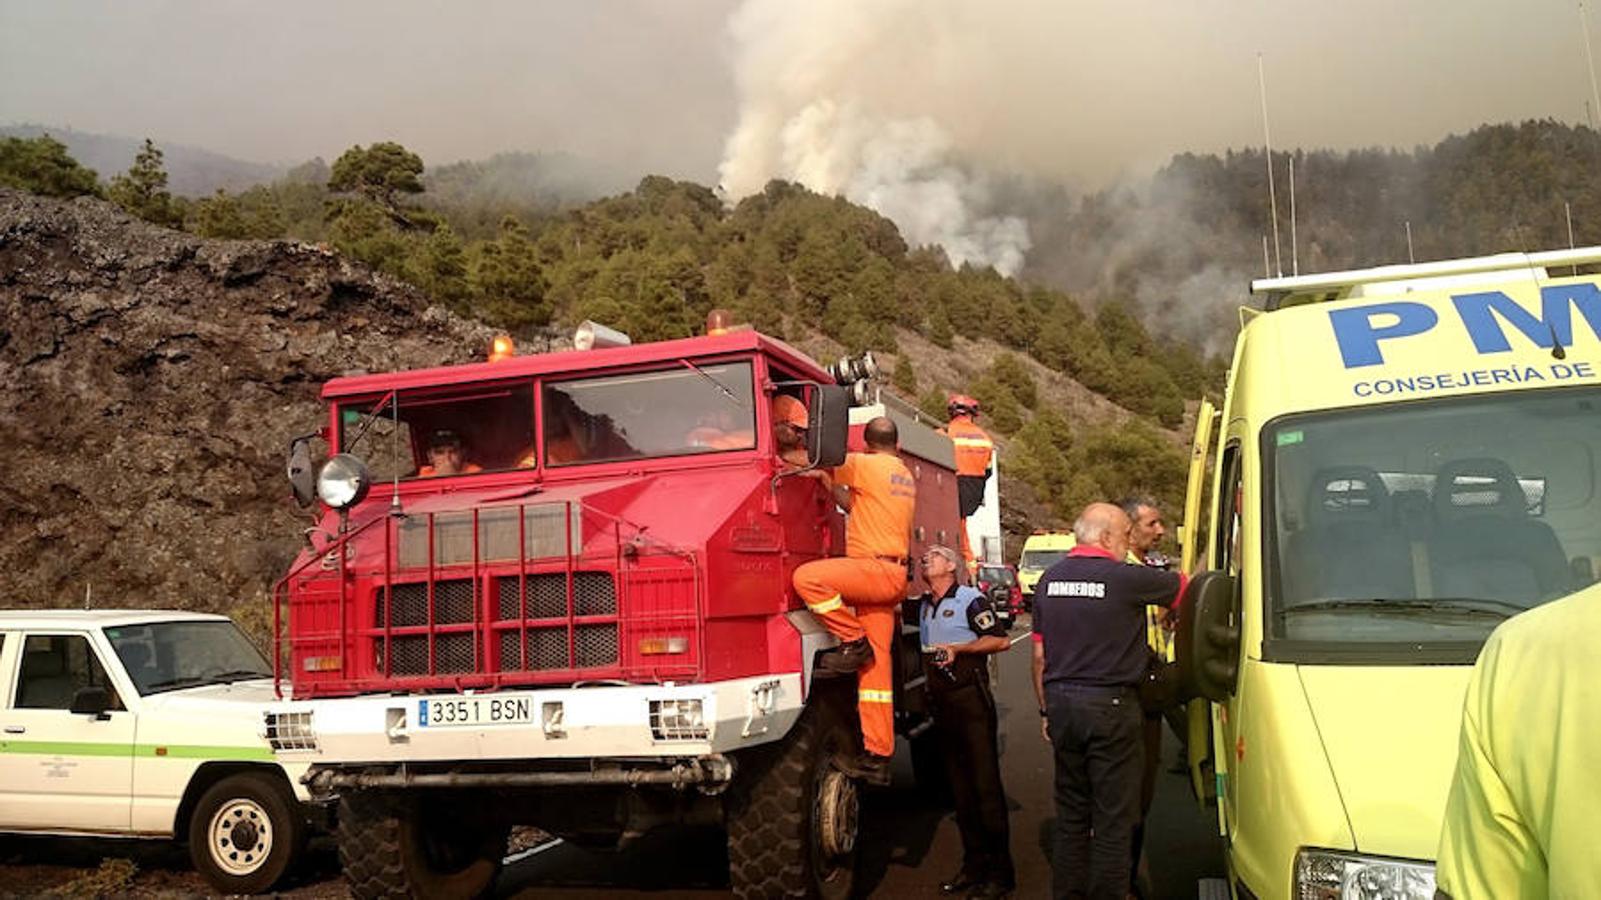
<box><xmin>544</xmin><ymin>361</ymin><xmax>755</xmax><ymax>465</ymax></box>
<box><xmin>338</xmin><ymin>381</ymin><xmax>537</xmax><ymax>480</ymax></box>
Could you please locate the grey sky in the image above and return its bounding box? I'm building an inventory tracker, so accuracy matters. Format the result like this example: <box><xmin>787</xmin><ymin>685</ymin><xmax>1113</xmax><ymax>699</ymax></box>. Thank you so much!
<box><xmin>2</xmin><ymin>0</ymin><xmax>1597</xmax><ymax>186</ymax></box>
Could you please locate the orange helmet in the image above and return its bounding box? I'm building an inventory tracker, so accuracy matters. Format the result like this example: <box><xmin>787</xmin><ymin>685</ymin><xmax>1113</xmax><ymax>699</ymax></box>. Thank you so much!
<box><xmin>947</xmin><ymin>393</ymin><xmax>980</xmax><ymax>417</ymax></box>
<box><xmin>772</xmin><ymin>394</ymin><xmax>808</xmax><ymax>429</ymax></box>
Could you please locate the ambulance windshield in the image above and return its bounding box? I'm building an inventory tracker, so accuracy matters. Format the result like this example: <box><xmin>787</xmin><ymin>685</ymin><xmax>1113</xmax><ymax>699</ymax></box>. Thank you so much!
<box><xmin>1266</xmin><ymin>387</ymin><xmax>1601</xmax><ymax>651</ymax></box>
<box><xmin>1021</xmin><ymin>550</ymin><xmax>1068</xmax><ymax>571</ymax></box>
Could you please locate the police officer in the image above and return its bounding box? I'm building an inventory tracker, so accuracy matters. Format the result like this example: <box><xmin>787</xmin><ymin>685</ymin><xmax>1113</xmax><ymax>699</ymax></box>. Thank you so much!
<box><xmin>1031</xmin><ymin>503</ymin><xmax>1185</xmax><ymax>900</ymax></box>
<box><xmin>918</xmin><ymin>544</ymin><xmax>1015</xmax><ymax>899</ymax></box>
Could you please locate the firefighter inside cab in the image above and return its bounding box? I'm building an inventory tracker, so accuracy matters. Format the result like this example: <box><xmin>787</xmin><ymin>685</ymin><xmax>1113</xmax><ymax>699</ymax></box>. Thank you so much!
<box><xmin>943</xmin><ymin>393</ymin><xmax>995</xmax><ymax>575</ymax></box>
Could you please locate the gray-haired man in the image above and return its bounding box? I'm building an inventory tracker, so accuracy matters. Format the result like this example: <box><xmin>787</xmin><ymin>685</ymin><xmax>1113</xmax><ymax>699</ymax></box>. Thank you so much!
<box><xmin>917</xmin><ymin>544</ymin><xmax>1014</xmax><ymax>898</ymax></box>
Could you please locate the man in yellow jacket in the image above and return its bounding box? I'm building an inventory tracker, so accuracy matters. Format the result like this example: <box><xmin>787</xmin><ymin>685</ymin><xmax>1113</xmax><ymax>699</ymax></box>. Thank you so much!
<box><xmin>1435</xmin><ymin>588</ymin><xmax>1601</xmax><ymax>898</ymax></box>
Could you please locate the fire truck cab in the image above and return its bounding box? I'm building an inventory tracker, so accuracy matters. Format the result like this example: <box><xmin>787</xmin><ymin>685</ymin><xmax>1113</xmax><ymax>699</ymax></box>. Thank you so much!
<box><xmin>267</xmin><ymin>327</ymin><xmax>962</xmax><ymax>898</ymax></box>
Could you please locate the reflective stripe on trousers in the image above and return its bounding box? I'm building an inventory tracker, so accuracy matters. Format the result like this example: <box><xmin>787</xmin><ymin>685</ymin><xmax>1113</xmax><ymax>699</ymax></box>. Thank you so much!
<box><xmin>793</xmin><ymin>556</ymin><xmax>907</xmax><ymax>756</ymax></box>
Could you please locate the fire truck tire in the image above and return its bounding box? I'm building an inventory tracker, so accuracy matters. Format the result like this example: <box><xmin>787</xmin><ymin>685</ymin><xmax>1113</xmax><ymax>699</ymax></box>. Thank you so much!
<box><xmin>187</xmin><ymin>771</ymin><xmax>305</xmax><ymax>895</ymax></box>
<box><xmin>908</xmin><ymin>731</ymin><xmax>953</xmax><ymax>809</ymax></box>
<box><xmin>726</xmin><ymin>692</ymin><xmax>858</xmax><ymax>899</ymax></box>
<box><xmin>337</xmin><ymin>791</ymin><xmax>508</xmax><ymax>900</ymax></box>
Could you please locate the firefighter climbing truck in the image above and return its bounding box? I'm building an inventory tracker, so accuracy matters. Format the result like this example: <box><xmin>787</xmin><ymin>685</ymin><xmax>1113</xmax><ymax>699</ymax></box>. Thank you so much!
<box><xmin>264</xmin><ymin>325</ymin><xmax>964</xmax><ymax>898</ymax></box>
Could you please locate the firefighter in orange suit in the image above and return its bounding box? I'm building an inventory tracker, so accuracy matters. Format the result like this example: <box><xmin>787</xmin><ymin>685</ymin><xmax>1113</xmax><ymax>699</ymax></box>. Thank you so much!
<box><xmin>771</xmin><ymin>394</ymin><xmax>811</xmax><ymax>469</ymax></box>
<box><xmin>792</xmin><ymin>415</ymin><xmax>916</xmax><ymax>784</ymax></box>
<box><xmin>942</xmin><ymin>394</ymin><xmax>994</xmax><ymax>573</ymax></box>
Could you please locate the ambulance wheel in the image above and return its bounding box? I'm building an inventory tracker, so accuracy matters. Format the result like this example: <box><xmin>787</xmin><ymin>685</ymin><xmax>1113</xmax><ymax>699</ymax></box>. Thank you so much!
<box><xmin>338</xmin><ymin>791</ymin><xmax>508</xmax><ymax>900</ymax></box>
<box><xmin>188</xmin><ymin>771</ymin><xmax>305</xmax><ymax>895</ymax></box>
<box><xmin>727</xmin><ymin>692</ymin><xmax>858</xmax><ymax>899</ymax></box>
<box><xmin>909</xmin><ymin>731</ymin><xmax>953</xmax><ymax>809</ymax></box>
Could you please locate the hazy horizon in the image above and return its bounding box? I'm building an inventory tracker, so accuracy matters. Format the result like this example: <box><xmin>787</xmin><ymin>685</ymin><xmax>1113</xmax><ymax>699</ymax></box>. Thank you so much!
<box><xmin>6</xmin><ymin>1</ymin><xmax>1601</xmax><ymax>183</ymax></box>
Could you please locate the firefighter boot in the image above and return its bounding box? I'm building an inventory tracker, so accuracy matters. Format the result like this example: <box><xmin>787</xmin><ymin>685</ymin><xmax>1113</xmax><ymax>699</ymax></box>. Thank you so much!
<box><xmin>834</xmin><ymin>751</ymin><xmax>893</xmax><ymax>786</ymax></box>
<box><xmin>816</xmin><ymin>636</ymin><xmax>873</xmax><ymax>674</ymax></box>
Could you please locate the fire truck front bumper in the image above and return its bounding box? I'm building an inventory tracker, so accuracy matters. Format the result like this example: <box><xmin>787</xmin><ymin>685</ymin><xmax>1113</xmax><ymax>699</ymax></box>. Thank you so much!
<box><xmin>263</xmin><ymin>674</ymin><xmax>804</xmax><ymax>765</ymax></box>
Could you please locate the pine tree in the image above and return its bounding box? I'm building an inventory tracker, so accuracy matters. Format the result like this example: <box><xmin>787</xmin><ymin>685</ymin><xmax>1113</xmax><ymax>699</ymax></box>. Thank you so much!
<box><xmin>328</xmin><ymin>142</ymin><xmax>425</xmax><ymax>212</ymax></box>
<box><xmin>108</xmin><ymin>139</ymin><xmax>181</xmax><ymax>226</ymax></box>
<box><xmin>892</xmin><ymin>356</ymin><xmax>918</xmax><ymax>394</ymax></box>
<box><xmin>193</xmin><ymin>189</ymin><xmax>247</xmax><ymax>239</ymax></box>
<box><xmin>0</xmin><ymin>135</ymin><xmax>100</xmax><ymax>198</ymax></box>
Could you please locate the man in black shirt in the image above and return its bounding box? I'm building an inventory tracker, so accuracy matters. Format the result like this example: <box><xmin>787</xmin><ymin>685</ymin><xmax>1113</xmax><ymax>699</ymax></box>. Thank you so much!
<box><xmin>1030</xmin><ymin>502</ymin><xmax>1185</xmax><ymax>900</ymax></box>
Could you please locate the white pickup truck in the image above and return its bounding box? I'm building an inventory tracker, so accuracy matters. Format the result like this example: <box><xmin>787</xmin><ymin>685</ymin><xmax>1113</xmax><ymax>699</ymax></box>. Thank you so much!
<box><xmin>0</xmin><ymin>610</ymin><xmax>315</xmax><ymax>894</ymax></box>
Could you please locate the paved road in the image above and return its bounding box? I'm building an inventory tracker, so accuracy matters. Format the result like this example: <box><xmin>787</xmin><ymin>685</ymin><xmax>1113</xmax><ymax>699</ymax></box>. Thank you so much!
<box><xmin>500</xmin><ymin>621</ymin><xmax>1226</xmax><ymax>898</ymax></box>
<box><xmin>0</xmin><ymin>621</ymin><xmax>1225</xmax><ymax>897</ymax></box>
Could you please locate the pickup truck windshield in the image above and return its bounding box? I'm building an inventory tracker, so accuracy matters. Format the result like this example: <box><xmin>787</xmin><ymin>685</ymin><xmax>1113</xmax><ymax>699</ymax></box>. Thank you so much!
<box><xmin>104</xmin><ymin>621</ymin><xmax>272</xmax><ymax>696</ymax></box>
<box><xmin>1267</xmin><ymin>386</ymin><xmax>1601</xmax><ymax>650</ymax></box>
<box><xmin>543</xmin><ymin>362</ymin><xmax>755</xmax><ymax>466</ymax></box>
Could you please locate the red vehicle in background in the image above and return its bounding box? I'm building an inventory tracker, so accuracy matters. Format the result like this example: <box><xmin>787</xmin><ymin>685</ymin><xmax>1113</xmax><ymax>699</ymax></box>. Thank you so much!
<box><xmin>975</xmin><ymin>563</ymin><xmax>1023</xmax><ymax>624</ymax></box>
<box><xmin>265</xmin><ymin>323</ymin><xmax>962</xmax><ymax>899</ymax></box>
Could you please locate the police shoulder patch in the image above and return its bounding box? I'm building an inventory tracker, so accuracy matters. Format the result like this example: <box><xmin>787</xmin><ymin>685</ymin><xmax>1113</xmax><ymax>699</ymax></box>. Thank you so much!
<box><xmin>974</xmin><ymin>609</ymin><xmax>996</xmax><ymax>630</ymax></box>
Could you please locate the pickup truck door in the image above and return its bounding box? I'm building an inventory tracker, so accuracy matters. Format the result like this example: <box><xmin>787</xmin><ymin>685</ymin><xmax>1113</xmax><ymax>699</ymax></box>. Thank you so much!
<box><xmin>0</xmin><ymin>632</ymin><xmax>136</xmax><ymax>833</ymax></box>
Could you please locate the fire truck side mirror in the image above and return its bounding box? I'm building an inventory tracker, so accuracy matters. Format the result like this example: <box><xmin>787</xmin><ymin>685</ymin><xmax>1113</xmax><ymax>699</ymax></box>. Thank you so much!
<box><xmin>287</xmin><ymin>435</ymin><xmax>318</xmax><ymax>508</ymax></box>
<box><xmin>810</xmin><ymin>384</ymin><xmax>850</xmax><ymax>469</ymax></box>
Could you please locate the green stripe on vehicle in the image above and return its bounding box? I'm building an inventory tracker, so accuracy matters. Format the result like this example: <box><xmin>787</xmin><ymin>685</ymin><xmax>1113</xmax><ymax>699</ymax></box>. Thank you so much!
<box><xmin>0</xmin><ymin>740</ymin><xmax>273</xmax><ymax>761</ymax></box>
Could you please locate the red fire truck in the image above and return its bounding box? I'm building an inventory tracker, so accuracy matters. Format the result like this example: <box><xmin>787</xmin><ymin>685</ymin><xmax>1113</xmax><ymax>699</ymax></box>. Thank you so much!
<box><xmin>266</xmin><ymin>324</ymin><xmax>964</xmax><ymax>898</ymax></box>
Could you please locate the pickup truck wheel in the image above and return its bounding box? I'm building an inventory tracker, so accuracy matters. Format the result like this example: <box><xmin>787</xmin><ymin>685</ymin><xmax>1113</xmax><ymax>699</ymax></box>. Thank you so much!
<box><xmin>188</xmin><ymin>772</ymin><xmax>304</xmax><ymax>895</ymax></box>
<box><xmin>338</xmin><ymin>791</ymin><xmax>508</xmax><ymax>900</ymax></box>
<box><xmin>726</xmin><ymin>695</ymin><xmax>858</xmax><ymax>899</ymax></box>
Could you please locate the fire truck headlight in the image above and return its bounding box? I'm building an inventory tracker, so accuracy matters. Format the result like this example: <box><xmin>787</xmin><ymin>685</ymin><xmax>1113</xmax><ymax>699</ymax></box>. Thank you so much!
<box><xmin>650</xmin><ymin>698</ymin><xmax>709</xmax><ymax>741</ymax></box>
<box><xmin>316</xmin><ymin>454</ymin><xmax>372</xmax><ymax>509</ymax></box>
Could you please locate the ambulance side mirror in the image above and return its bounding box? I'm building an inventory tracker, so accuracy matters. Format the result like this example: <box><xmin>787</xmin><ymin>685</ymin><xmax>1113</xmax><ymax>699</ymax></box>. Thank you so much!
<box><xmin>1174</xmin><ymin>570</ymin><xmax>1240</xmax><ymax>703</ymax></box>
<box><xmin>810</xmin><ymin>384</ymin><xmax>850</xmax><ymax>469</ymax></box>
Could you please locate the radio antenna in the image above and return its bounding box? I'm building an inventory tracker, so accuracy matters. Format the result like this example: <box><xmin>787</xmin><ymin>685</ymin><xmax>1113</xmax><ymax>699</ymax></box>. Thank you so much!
<box><xmin>1583</xmin><ymin>3</ymin><xmax>1601</xmax><ymax>134</ymax></box>
<box><xmin>1288</xmin><ymin>155</ymin><xmax>1299</xmax><ymax>276</ymax></box>
<box><xmin>1258</xmin><ymin>53</ymin><xmax>1283</xmax><ymax>277</ymax></box>
<box><xmin>1567</xmin><ymin>201</ymin><xmax>1579</xmax><ymax>274</ymax></box>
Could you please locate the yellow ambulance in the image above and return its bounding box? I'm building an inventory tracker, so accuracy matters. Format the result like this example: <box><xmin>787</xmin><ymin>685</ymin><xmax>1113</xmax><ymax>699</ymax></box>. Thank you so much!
<box><xmin>1017</xmin><ymin>530</ymin><xmax>1076</xmax><ymax>603</ymax></box>
<box><xmin>1175</xmin><ymin>249</ymin><xmax>1601</xmax><ymax>898</ymax></box>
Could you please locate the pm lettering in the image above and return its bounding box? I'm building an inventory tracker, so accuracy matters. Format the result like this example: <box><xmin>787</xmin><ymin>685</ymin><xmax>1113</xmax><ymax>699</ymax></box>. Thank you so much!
<box><xmin>1331</xmin><ymin>284</ymin><xmax>1601</xmax><ymax>368</ymax></box>
<box><xmin>1329</xmin><ymin>302</ymin><xmax>1438</xmax><ymax>368</ymax></box>
<box><xmin>1453</xmin><ymin>284</ymin><xmax>1601</xmax><ymax>354</ymax></box>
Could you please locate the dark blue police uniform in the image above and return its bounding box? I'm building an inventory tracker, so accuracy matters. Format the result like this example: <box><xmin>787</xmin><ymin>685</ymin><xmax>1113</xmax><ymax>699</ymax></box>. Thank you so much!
<box><xmin>1032</xmin><ymin>546</ymin><xmax>1182</xmax><ymax>900</ymax></box>
<box><xmin>919</xmin><ymin>583</ymin><xmax>1014</xmax><ymax>896</ymax></box>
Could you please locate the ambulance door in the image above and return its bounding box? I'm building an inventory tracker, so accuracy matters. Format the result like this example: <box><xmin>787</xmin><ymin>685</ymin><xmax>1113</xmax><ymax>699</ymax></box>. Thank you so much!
<box><xmin>0</xmin><ymin>632</ymin><xmax>135</xmax><ymax>832</ymax></box>
<box><xmin>1200</xmin><ymin>439</ymin><xmax>1246</xmax><ymax>840</ymax></box>
<box><xmin>1179</xmin><ymin>399</ymin><xmax>1220</xmax><ymax>803</ymax></box>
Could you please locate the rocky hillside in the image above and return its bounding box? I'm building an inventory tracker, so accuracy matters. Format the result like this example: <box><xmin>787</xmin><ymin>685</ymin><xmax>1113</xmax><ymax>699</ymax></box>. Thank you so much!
<box><xmin>0</xmin><ymin>188</ymin><xmax>495</xmax><ymax>635</ymax></box>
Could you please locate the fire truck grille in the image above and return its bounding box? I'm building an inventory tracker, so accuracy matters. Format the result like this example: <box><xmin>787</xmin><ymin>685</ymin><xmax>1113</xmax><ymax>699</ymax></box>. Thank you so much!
<box><xmin>495</xmin><ymin>572</ymin><xmax>616</xmax><ymax>619</ymax></box>
<box><xmin>378</xmin><ymin>580</ymin><xmax>476</xmax><ymax>627</ymax></box>
<box><xmin>575</xmin><ymin>623</ymin><xmax>618</xmax><ymax>667</ymax></box>
<box><xmin>382</xmin><ymin>632</ymin><xmax>476</xmax><ymax>675</ymax></box>
<box><xmin>497</xmin><ymin>623</ymin><xmax>619</xmax><ymax>671</ymax></box>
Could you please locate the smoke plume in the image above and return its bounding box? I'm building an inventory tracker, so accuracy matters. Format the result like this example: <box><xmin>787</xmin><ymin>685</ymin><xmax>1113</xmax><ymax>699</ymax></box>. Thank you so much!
<box><xmin>717</xmin><ymin>0</ymin><xmax>1031</xmax><ymax>275</ymax></box>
